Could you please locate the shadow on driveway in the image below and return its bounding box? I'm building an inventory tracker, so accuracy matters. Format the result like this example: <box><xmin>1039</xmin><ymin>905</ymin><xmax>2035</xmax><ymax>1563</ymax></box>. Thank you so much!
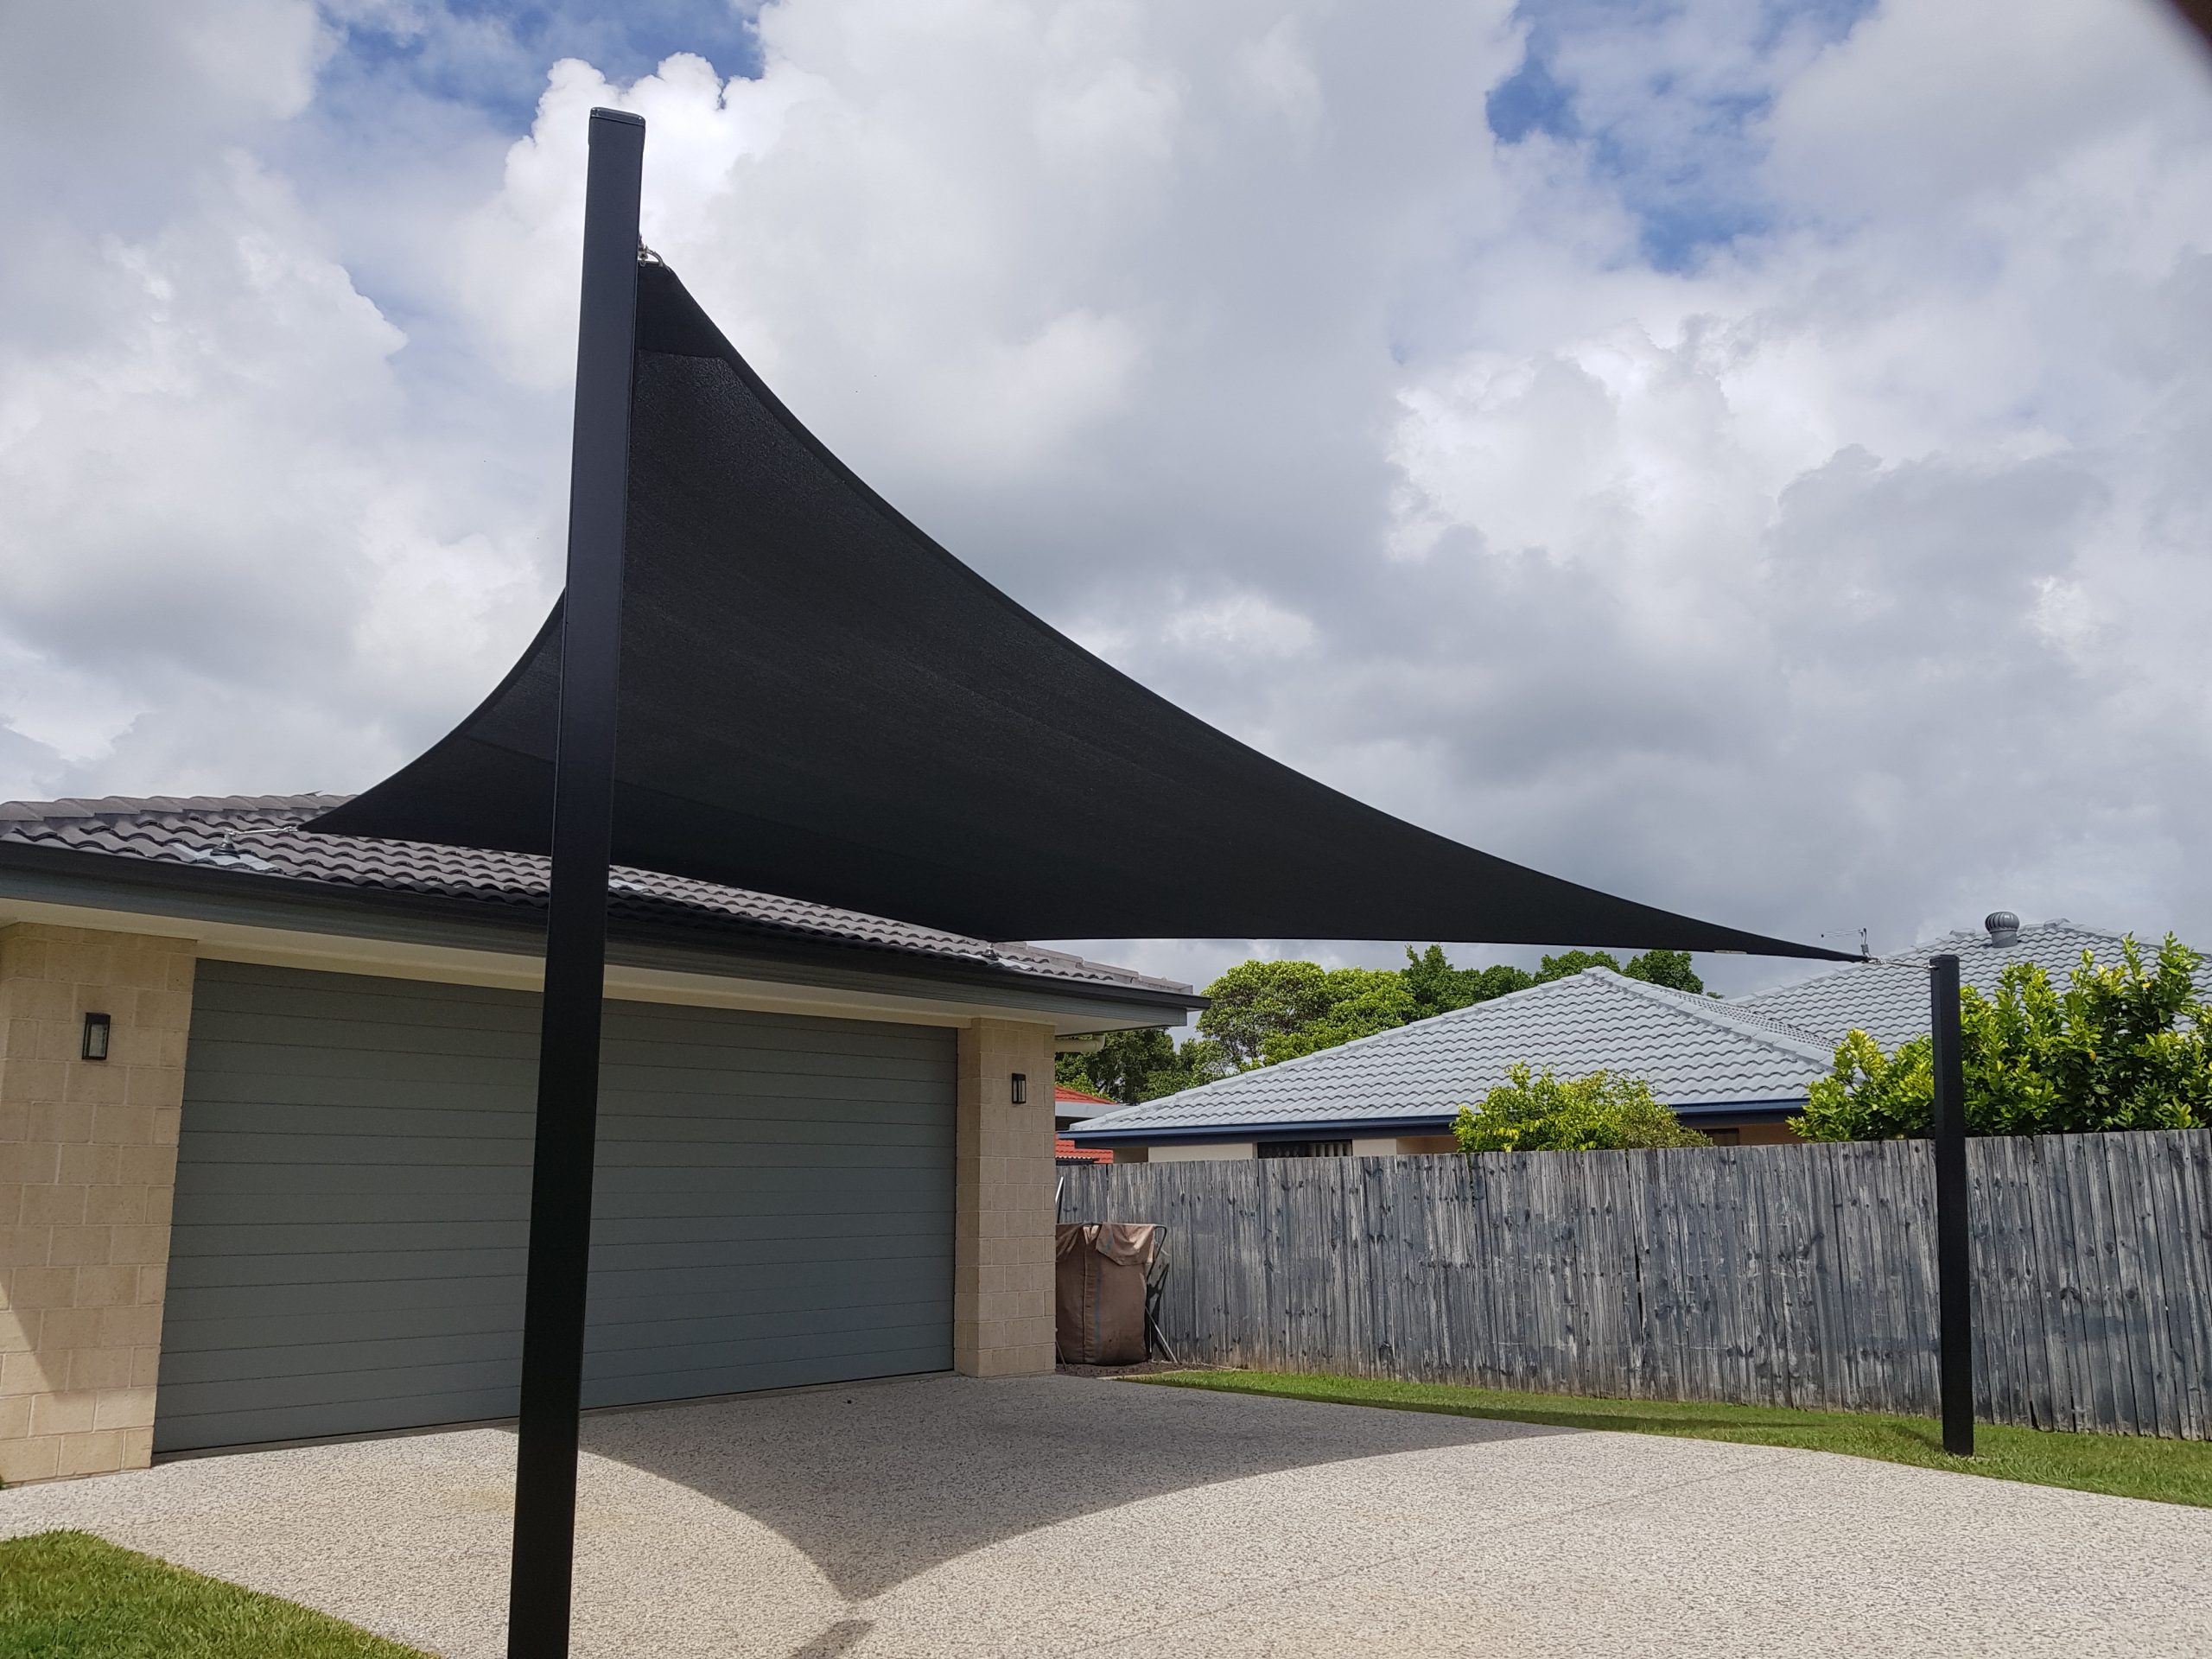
<box><xmin>574</xmin><ymin>1371</ymin><xmax>1569</xmax><ymax>1603</ymax></box>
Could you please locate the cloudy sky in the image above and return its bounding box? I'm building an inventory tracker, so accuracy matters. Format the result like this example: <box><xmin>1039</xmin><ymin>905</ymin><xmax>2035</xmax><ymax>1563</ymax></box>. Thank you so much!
<box><xmin>3</xmin><ymin>0</ymin><xmax>2209</xmax><ymax>996</ymax></box>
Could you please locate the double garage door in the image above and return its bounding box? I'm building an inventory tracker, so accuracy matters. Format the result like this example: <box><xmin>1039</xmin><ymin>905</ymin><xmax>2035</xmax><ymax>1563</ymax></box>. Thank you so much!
<box><xmin>154</xmin><ymin>961</ymin><xmax>955</xmax><ymax>1453</ymax></box>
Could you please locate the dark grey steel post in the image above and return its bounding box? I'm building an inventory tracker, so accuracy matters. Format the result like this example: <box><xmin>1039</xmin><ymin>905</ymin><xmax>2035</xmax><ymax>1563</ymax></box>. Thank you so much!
<box><xmin>1929</xmin><ymin>951</ymin><xmax>1974</xmax><ymax>1457</ymax></box>
<box><xmin>505</xmin><ymin>106</ymin><xmax>645</xmax><ymax>1659</ymax></box>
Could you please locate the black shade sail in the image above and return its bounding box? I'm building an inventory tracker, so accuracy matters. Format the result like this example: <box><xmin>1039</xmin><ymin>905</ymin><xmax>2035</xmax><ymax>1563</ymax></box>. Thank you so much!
<box><xmin>313</xmin><ymin>263</ymin><xmax>1843</xmax><ymax>961</ymax></box>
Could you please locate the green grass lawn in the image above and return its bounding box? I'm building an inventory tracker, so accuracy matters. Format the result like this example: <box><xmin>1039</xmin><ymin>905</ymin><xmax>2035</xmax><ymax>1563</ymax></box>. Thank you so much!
<box><xmin>0</xmin><ymin>1531</ymin><xmax>430</xmax><ymax>1659</ymax></box>
<box><xmin>1135</xmin><ymin>1370</ymin><xmax>2212</xmax><ymax>1509</ymax></box>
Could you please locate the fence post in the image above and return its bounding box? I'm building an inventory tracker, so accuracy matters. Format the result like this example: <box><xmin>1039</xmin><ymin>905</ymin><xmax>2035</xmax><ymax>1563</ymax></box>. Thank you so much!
<box><xmin>1929</xmin><ymin>952</ymin><xmax>1974</xmax><ymax>1457</ymax></box>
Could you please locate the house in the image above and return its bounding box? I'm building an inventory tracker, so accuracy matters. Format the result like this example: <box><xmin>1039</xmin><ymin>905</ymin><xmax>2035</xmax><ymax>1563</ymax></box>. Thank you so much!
<box><xmin>1734</xmin><ymin>914</ymin><xmax>2205</xmax><ymax>1046</ymax></box>
<box><xmin>1053</xmin><ymin>1084</ymin><xmax>1116</xmax><ymax>1132</ymax></box>
<box><xmin>1066</xmin><ymin>913</ymin><xmax>2195</xmax><ymax>1160</ymax></box>
<box><xmin>0</xmin><ymin>794</ymin><xmax>1199</xmax><ymax>1484</ymax></box>
<box><xmin>1066</xmin><ymin>965</ymin><xmax>1835</xmax><ymax>1158</ymax></box>
<box><xmin>1053</xmin><ymin>1086</ymin><xmax>1117</xmax><ymax>1166</ymax></box>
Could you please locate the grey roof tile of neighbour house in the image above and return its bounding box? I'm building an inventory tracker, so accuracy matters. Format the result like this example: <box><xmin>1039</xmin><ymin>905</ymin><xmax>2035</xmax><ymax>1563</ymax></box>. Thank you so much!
<box><xmin>0</xmin><ymin>795</ymin><xmax>1191</xmax><ymax>1001</ymax></box>
<box><xmin>1071</xmin><ymin>968</ymin><xmax>1836</xmax><ymax>1140</ymax></box>
<box><xmin>1737</xmin><ymin>918</ymin><xmax>2208</xmax><ymax>1050</ymax></box>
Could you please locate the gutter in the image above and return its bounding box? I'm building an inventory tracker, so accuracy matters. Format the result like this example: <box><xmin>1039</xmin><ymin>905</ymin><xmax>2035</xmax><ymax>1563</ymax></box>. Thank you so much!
<box><xmin>1068</xmin><ymin>1096</ymin><xmax>1812</xmax><ymax>1146</ymax></box>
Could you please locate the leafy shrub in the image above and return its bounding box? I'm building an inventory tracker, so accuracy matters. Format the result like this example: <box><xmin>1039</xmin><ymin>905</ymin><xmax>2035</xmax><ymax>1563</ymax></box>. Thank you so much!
<box><xmin>1452</xmin><ymin>1064</ymin><xmax>1707</xmax><ymax>1153</ymax></box>
<box><xmin>1793</xmin><ymin>934</ymin><xmax>2212</xmax><ymax>1141</ymax></box>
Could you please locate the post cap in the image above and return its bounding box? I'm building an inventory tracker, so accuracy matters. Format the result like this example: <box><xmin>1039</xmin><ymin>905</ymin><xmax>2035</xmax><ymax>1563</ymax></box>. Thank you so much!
<box><xmin>590</xmin><ymin>107</ymin><xmax>645</xmax><ymax>128</ymax></box>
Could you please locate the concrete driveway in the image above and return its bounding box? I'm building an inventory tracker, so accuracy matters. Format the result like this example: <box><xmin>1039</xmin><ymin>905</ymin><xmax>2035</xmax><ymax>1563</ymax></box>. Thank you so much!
<box><xmin>2</xmin><ymin>1373</ymin><xmax>2207</xmax><ymax>1657</ymax></box>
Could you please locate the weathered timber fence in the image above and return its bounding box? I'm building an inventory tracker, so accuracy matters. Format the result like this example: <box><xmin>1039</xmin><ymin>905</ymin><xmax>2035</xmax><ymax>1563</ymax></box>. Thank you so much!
<box><xmin>1056</xmin><ymin>1128</ymin><xmax>2212</xmax><ymax>1438</ymax></box>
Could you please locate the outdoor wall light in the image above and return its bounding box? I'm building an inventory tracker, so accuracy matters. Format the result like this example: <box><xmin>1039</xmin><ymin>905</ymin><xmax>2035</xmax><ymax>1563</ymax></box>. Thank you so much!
<box><xmin>1010</xmin><ymin>1071</ymin><xmax>1027</xmax><ymax>1105</ymax></box>
<box><xmin>81</xmin><ymin>1012</ymin><xmax>111</xmax><ymax>1062</ymax></box>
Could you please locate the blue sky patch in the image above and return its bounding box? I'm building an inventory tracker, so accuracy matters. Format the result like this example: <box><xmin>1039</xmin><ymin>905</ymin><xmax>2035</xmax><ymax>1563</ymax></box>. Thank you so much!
<box><xmin>1487</xmin><ymin>0</ymin><xmax>1876</xmax><ymax>270</ymax></box>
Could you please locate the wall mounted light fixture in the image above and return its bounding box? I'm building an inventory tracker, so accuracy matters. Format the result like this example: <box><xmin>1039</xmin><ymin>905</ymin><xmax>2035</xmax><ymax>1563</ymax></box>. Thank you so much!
<box><xmin>1010</xmin><ymin>1071</ymin><xmax>1027</xmax><ymax>1105</ymax></box>
<box><xmin>82</xmin><ymin>1012</ymin><xmax>111</xmax><ymax>1062</ymax></box>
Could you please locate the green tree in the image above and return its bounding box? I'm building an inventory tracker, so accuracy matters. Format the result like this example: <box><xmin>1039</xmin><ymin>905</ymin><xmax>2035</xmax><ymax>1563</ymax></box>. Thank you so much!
<box><xmin>1197</xmin><ymin>958</ymin><xmax>1332</xmax><ymax>1069</ymax></box>
<box><xmin>1197</xmin><ymin>944</ymin><xmax>1710</xmax><ymax>1077</ymax></box>
<box><xmin>1259</xmin><ymin>967</ymin><xmax>1418</xmax><ymax>1065</ymax></box>
<box><xmin>1534</xmin><ymin>948</ymin><xmax>1706</xmax><ymax>995</ymax></box>
<box><xmin>1452</xmin><ymin>1064</ymin><xmax>1707</xmax><ymax>1153</ymax></box>
<box><xmin>1621</xmin><ymin>948</ymin><xmax>1705</xmax><ymax>995</ymax></box>
<box><xmin>1793</xmin><ymin>935</ymin><xmax>2212</xmax><ymax>1141</ymax></box>
<box><xmin>1535</xmin><ymin>948</ymin><xmax>1624</xmax><ymax>981</ymax></box>
<box><xmin>1402</xmin><ymin>944</ymin><xmax>1535</xmax><ymax>1020</ymax></box>
<box><xmin>1058</xmin><ymin>1028</ymin><xmax>1231</xmax><ymax>1103</ymax></box>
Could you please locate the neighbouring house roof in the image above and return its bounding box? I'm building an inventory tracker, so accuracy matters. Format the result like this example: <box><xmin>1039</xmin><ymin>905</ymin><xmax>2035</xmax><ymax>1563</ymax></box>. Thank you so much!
<box><xmin>1069</xmin><ymin>968</ymin><xmax>1835</xmax><ymax>1142</ymax></box>
<box><xmin>1054</xmin><ymin>1085</ymin><xmax>1116</xmax><ymax>1109</ymax></box>
<box><xmin>1738</xmin><ymin>918</ymin><xmax>2211</xmax><ymax>1050</ymax></box>
<box><xmin>1069</xmin><ymin>915</ymin><xmax>2212</xmax><ymax>1147</ymax></box>
<box><xmin>0</xmin><ymin>795</ymin><xmax>1193</xmax><ymax>1007</ymax></box>
<box><xmin>1054</xmin><ymin>1138</ymin><xmax>1116</xmax><ymax>1165</ymax></box>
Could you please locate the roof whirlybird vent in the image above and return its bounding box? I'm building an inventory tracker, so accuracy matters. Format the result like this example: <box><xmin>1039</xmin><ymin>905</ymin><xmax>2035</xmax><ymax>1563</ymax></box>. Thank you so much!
<box><xmin>1985</xmin><ymin>911</ymin><xmax>2021</xmax><ymax>948</ymax></box>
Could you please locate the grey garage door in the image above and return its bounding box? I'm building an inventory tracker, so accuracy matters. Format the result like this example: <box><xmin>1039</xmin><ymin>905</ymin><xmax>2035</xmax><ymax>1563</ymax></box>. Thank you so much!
<box><xmin>155</xmin><ymin>960</ymin><xmax>955</xmax><ymax>1452</ymax></box>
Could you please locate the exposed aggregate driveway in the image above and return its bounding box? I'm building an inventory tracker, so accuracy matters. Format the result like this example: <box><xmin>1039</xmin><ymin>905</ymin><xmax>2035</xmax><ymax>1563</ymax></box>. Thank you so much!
<box><xmin>2</xmin><ymin>1372</ymin><xmax>2207</xmax><ymax>1657</ymax></box>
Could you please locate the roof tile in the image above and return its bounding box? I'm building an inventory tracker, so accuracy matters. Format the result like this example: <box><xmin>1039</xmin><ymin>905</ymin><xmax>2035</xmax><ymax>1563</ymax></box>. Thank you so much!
<box><xmin>0</xmin><ymin>794</ymin><xmax>1189</xmax><ymax>1000</ymax></box>
<box><xmin>1075</xmin><ymin>968</ymin><xmax>1834</xmax><ymax>1136</ymax></box>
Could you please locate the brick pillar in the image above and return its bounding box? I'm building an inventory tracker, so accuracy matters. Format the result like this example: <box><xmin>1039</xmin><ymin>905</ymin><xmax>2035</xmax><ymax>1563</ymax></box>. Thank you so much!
<box><xmin>953</xmin><ymin>1017</ymin><xmax>1056</xmax><ymax>1376</ymax></box>
<box><xmin>0</xmin><ymin>924</ymin><xmax>195</xmax><ymax>1483</ymax></box>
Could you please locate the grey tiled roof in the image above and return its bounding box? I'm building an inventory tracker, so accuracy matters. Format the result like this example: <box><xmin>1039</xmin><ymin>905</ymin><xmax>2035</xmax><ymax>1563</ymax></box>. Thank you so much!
<box><xmin>1738</xmin><ymin>918</ymin><xmax>2209</xmax><ymax>1050</ymax></box>
<box><xmin>0</xmin><ymin>795</ymin><xmax>1190</xmax><ymax>1000</ymax></box>
<box><xmin>1072</xmin><ymin>968</ymin><xmax>1835</xmax><ymax>1138</ymax></box>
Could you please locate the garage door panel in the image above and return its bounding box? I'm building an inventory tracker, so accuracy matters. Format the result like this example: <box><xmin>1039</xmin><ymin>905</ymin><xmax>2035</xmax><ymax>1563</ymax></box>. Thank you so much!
<box><xmin>158</xmin><ymin>1364</ymin><xmax>522</xmax><ymax>1435</ymax></box>
<box><xmin>601</xmin><ymin>1128</ymin><xmax>951</xmax><ymax>1163</ymax></box>
<box><xmin>172</xmin><ymin>1162</ymin><xmax>534</xmax><ymax>1200</ymax></box>
<box><xmin>169</xmin><ymin>1219</ymin><xmax>531</xmax><ymax>1262</ymax></box>
<box><xmin>156</xmin><ymin>1392</ymin><xmax>524</xmax><ymax>1455</ymax></box>
<box><xmin>172</xmin><ymin>1189</ymin><xmax>531</xmax><ymax>1229</ymax></box>
<box><xmin>588</xmin><ymin>1255</ymin><xmax>949</xmax><ymax>1309</ymax></box>
<box><xmin>156</xmin><ymin>962</ymin><xmax>957</xmax><ymax>1452</ymax></box>
<box><xmin>594</xmin><ymin>1140</ymin><xmax>949</xmax><ymax>1175</ymax></box>
<box><xmin>589</xmin><ymin>1300</ymin><xmax>954</xmax><ymax>1351</ymax></box>
<box><xmin>179</xmin><ymin>1100</ymin><xmax>537</xmax><ymax>1143</ymax></box>
<box><xmin>587</xmin><ymin>1220</ymin><xmax>951</xmax><ymax>1265</ymax></box>
<box><xmin>175</xmin><ymin>1129</ymin><xmax>532</xmax><ymax>1170</ymax></box>
<box><xmin>589</xmin><ymin>1254</ymin><xmax>949</xmax><ymax>1308</ymax></box>
<box><xmin>599</xmin><ymin>1009</ymin><xmax>949</xmax><ymax>1056</ymax></box>
<box><xmin>181</xmin><ymin>1043</ymin><xmax>540</xmax><ymax>1090</ymax></box>
<box><xmin>588</xmin><ymin>1203</ymin><xmax>950</xmax><ymax>1243</ymax></box>
<box><xmin>162</xmin><ymin>1300</ymin><xmax>522</xmax><ymax>1357</ymax></box>
<box><xmin>161</xmin><ymin>1357</ymin><xmax>525</xmax><ymax>1419</ymax></box>
<box><xmin>165</xmin><ymin>1245</ymin><xmax>532</xmax><ymax>1295</ymax></box>
<box><xmin>592</xmin><ymin>1172</ymin><xmax>950</xmax><ymax>1215</ymax></box>
<box><xmin>193</xmin><ymin>963</ymin><xmax>537</xmax><ymax>1016</ymax></box>
<box><xmin>582</xmin><ymin>1330</ymin><xmax>954</xmax><ymax>1406</ymax></box>
<box><xmin>161</xmin><ymin>1274</ymin><xmax>524</xmax><ymax>1328</ymax></box>
<box><xmin>158</xmin><ymin>1325</ymin><xmax>526</xmax><ymax>1388</ymax></box>
<box><xmin>595</xmin><ymin>1065</ymin><xmax>957</xmax><ymax>1103</ymax></box>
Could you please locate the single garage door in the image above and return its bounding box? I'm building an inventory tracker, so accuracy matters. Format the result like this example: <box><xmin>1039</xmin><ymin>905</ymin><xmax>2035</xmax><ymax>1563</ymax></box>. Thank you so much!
<box><xmin>155</xmin><ymin>960</ymin><xmax>955</xmax><ymax>1452</ymax></box>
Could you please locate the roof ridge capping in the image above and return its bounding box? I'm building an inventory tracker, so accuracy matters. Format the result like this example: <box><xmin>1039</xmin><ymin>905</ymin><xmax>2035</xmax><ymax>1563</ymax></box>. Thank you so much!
<box><xmin>1591</xmin><ymin>967</ymin><xmax>1834</xmax><ymax>1060</ymax></box>
<box><xmin>1907</xmin><ymin>917</ymin><xmax>2113</xmax><ymax>957</ymax></box>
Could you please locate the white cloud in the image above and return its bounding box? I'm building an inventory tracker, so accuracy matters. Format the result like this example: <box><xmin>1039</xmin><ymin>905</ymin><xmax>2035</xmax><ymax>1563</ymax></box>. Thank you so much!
<box><xmin>1</xmin><ymin>0</ymin><xmax>2209</xmax><ymax>999</ymax></box>
<box><xmin>0</xmin><ymin>3</ymin><xmax>551</xmax><ymax>798</ymax></box>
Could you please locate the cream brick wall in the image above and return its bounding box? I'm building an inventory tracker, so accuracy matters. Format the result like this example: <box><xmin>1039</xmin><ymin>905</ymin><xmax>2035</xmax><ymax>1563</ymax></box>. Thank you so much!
<box><xmin>0</xmin><ymin>924</ymin><xmax>194</xmax><ymax>1483</ymax></box>
<box><xmin>953</xmin><ymin>1018</ymin><xmax>1056</xmax><ymax>1377</ymax></box>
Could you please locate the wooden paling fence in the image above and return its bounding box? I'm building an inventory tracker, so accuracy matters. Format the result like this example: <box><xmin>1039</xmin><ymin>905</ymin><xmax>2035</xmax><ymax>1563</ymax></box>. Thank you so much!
<box><xmin>1056</xmin><ymin>1128</ymin><xmax>2212</xmax><ymax>1438</ymax></box>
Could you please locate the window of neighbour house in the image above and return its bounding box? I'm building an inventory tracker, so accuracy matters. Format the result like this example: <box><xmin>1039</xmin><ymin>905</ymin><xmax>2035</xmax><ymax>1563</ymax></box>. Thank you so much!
<box><xmin>1258</xmin><ymin>1140</ymin><xmax>1353</xmax><ymax>1159</ymax></box>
